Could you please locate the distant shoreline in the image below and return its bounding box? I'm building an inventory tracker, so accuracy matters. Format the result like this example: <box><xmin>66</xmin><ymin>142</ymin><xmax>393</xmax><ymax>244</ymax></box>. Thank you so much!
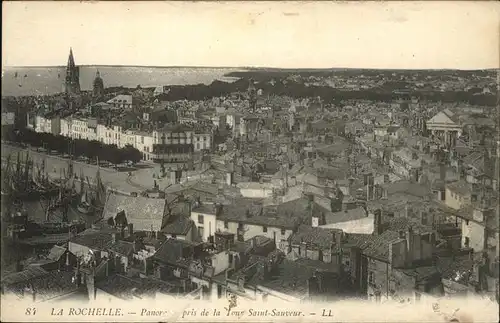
<box><xmin>2</xmin><ymin>65</ymin><xmax>498</xmax><ymax>72</ymax></box>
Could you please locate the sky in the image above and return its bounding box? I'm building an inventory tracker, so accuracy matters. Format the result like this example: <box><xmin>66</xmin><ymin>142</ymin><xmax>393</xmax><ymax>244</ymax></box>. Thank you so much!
<box><xmin>2</xmin><ymin>1</ymin><xmax>500</xmax><ymax>69</ymax></box>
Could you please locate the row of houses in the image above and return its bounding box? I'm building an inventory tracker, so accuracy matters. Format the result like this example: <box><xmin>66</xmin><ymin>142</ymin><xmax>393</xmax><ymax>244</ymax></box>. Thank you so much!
<box><xmin>28</xmin><ymin>112</ymin><xmax>213</xmax><ymax>162</ymax></box>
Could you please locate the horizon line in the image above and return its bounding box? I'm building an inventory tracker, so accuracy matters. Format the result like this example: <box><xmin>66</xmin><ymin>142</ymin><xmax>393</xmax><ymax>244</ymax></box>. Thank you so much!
<box><xmin>2</xmin><ymin>65</ymin><xmax>498</xmax><ymax>72</ymax></box>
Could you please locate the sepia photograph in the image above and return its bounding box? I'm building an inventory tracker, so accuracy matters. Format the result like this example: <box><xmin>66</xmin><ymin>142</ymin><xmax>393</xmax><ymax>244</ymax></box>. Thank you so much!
<box><xmin>1</xmin><ymin>1</ymin><xmax>499</xmax><ymax>322</ymax></box>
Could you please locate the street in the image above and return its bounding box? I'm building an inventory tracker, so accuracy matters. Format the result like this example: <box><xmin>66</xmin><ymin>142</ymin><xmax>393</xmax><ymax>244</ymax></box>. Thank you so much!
<box><xmin>1</xmin><ymin>143</ymin><xmax>144</xmax><ymax>195</ymax></box>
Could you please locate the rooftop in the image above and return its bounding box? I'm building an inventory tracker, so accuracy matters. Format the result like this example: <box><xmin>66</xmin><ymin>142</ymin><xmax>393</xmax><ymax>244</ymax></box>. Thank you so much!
<box><xmin>289</xmin><ymin>225</ymin><xmax>342</xmax><ymax>250</ymax></box>
<box><xmin>95</xmin><ymin>274</ymin><xmax>176</xmax><ymax>300</ymax></box>
<box><xmin>70</xmin><ymin>230</ymin><xmax>116</xmax><ymax>251</ymax></box>
<box><xmin>325</xmin><ymin>207</ymin><xmax>367</xmax><ymax>225</ymax></box>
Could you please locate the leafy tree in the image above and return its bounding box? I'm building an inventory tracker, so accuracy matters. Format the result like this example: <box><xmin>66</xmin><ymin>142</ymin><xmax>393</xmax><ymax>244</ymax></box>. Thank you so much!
<box><xmin>87</xmin><ymin>140</ymin><xmax>102</xmax><ymax>161</ymax></box>
<box><xmin>122</xmin><ymin>145</ymin><xmax>142</xmax><ymax>164</ymax></box>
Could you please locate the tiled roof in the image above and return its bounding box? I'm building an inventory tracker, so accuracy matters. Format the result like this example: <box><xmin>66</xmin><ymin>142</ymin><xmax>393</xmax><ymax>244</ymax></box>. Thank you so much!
<box><xmin>95</xmin><ymin>274</ymin><xmax>175</xmax><ymax>300</ymax></box>
<box><xmin>217</xmin><ymin>198</ymin><xmax>301</xmax><ymax>230</ymax></box>
<box><xmin>106</xmin><ymin>240</ymin><xmax>136</xmax><ymax>256</ymax></box>
<box><xmin>325</xmin><ymin>207</ymin><xmax>367</xmax><ymax>224</ymax></box>
<box><xmin>5</xmin><ymin>270</ymin><xmax>79</xmax><ymax>302</ymax></box>
<box><xmin>103</xmin><ymin>194</ymin><xmax>166</xmax><ymax>232</ymax></box>
<box><xmin>289</xmin><ymin>225</ymin><xmax>342</xmax><ymax>250</ymax></box>
<box><xmin>251</xmin><ymin>259</ymin><xmax>316</xmax><ymax>298</ymax></box>
<box><xmin>446</xmin><ymin>180</ymin><xmax>472</xmax><ymax>196</ymax></box>
<box><xmin>70</xmin><ymin>231</ymin><xmax>115</xmax><ymax>251</ymax></box>
<box><xmin>161</xmin><ymin>214</ymin><xmax>194</xmax><ymax>236</ymax></box>
<box><xmin>436</xmin><ymin>255</ymin><xmax>473</xmax><ymax>284</ymax></box>
<box><xmin>362</xmin><ymin>230</ymin><xmax>400</xmax><ymax>261</ymax></box>
<box><xmin>294</xmin><ymin>258</ymin><xmax>340</xmax><ymax>273</ymax></box>
<box><xmin>1</xmin><ymin>266</ymin><xmax>48</xmax><ymax>286</ymax></box>
<box><xmin>46</xmin><ymin>245</ymin><xmax>67</xmax><ymax>262</ymax></box>
<box><xmin>152</xmin><ymin>238</ymin><xmax>198</xmax><ymax>266</ymax></box>
<box><xmin>382</xmin><ymin>180</ymin><xmax>432</xmax><ymax>198</ymax></box>
<box><xmin>362</xmin><ymin>217</ymin><xmax>433</xmax><ymax>262</ymax></box>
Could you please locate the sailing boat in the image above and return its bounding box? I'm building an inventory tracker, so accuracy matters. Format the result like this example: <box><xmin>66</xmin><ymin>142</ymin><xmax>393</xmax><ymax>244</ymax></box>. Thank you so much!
<box><xmin>76</xmin><ymin>175</ymin><xmax>93</xmax><ymax>214</ymax></box>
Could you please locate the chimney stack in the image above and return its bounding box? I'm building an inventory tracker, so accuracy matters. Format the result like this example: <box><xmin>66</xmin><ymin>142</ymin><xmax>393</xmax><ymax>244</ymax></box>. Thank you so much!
<box><xmin>406</xmin><ymin>227</ymin><xmax>414</xmax><ymax>266</ymax></box>
<box><xmin>300</xmin><ymin>241</ymin><xmax>307</xmax><ymax>257</ymax></box>
<box><xmin>128</xmin><ymin>223</ymin><xmax>134</xmax><ymax>236</ymax></box>
<box><xmin>374</xmin><ymin>210</ymin><xmax>383</xmax><ymax>235</ymax></box>
<box><xmin>226</xmin><ymin>172</ymin><xmax>234</xmax><ymax>186</ymax></box>
<box><xmin>440</xmin><ymin>163</ymin><xmax>446</xmax><ymax>182</ymax></box>
<box><xmin>350</xmin><ymin>247</ymin><xmax>362</xmax><ymax>290</ymax></box>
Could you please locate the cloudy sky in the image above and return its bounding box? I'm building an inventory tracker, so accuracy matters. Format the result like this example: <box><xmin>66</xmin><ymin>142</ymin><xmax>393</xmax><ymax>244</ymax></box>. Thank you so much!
<box><xmin>2</xmin><ymin>1</ymin><xmax>499</xmax><ymax>69</ymax></box>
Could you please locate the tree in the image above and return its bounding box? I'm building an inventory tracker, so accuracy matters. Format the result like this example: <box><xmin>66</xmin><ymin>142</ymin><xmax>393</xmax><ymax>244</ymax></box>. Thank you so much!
<box><xmin>122</xmin><ymin>145</ymin><xmax>142</xmax><ymax>164</ymax></box>
<box><xmin>103</xmin><ymin>144</ymin><xmax>123</xmax><ymax>166</ymax></box>
<box><xmin>87</xmin><ymin>140</ymin><xmax>102</xmax><ymax>161</ymax></box>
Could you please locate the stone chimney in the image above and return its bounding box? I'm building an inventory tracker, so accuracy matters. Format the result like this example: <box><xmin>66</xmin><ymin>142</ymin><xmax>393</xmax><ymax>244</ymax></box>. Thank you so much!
<box><xmin>226</xmin><ymin>172</ymin><xmax>234</xmax><ymax>186</ymax></box>
<box><xmin>128</xmin><ymin>223</ymin><xmax>134</xmax><ymax>237</ymax></box>
<box><xmin>350</xmin><ymin>247</ymin><xmax>362</xmax><ymax>290</ymax></box>
<box><xmin>373</xmin><ymin>209</ymin><xmax>383</xmax><ymax>235</ymax></box>
<box><xmin>439</xmin><ymin>163</ymin><xmax>446</xmax><ymax>182</ymax></box>
<box><xmin>299</xmin><ymin>241</ymin><xmax>307</xmax><ymax>257</ymax></box>
<box><xmin>237</xmin><ymin>276</ymin><xmax>245</xmax><ymax>290</ymax></box>
<box><xmin>406</xmin><ymin>227</ymin><xmax>414</xmax><ymax>266</ymax></box>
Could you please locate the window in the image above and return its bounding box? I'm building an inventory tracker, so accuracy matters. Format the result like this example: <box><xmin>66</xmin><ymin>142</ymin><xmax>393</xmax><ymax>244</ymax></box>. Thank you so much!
<box><xmin>224</xmin><ymin>221</ymin><xmax>228</xmax><ymax>229</ymax></box>
<box><xmin>465</xmin><ymin>220</ymin><xmax>469</xmax><ymax>226</ymax></box>
<box><xmin>263</xmin><ymin>226</ymin><xmax>268</xmax><ymax>233</ymax></box>
<box><xmin>464</xmin><ymin>237</ymin><xmax>470</xmax><ymax>248</ymax></box>
<box><xmin>368</xmin><ymin>271</ymin><xmax>375</xmax><ymax>285</ymax></box>
<box><xmin>421</xmin><ymin>213</ymin><xmax>428</xmax><ymax>225</ymax></box>
<box><xmin>198</xmin><ymin>215</ymin><xmax>204</xmax><ymax>224</ymax></box>
<box><xmin>281</xmin><ymin>228</ymin><xmax>286</xmax><ymax>235</ymax></box>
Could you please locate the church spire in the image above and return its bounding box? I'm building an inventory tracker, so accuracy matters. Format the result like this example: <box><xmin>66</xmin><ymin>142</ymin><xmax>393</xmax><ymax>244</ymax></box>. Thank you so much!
<box><xmin>64</xmin><ymin>47</ymin><xmax>80</xmax><ymax>95</ymax></box>
<box><xmin>67</xmin><ymin>48</ymin><xmax>75</xmax><ymax>69</ymax></box>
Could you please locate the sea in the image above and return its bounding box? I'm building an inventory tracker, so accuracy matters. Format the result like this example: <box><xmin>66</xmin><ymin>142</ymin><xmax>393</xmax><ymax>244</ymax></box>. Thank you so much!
<box><xmin>1</xmin><ymin>66</ymin><xmax>243</xmax><ymax>97</ymax></box>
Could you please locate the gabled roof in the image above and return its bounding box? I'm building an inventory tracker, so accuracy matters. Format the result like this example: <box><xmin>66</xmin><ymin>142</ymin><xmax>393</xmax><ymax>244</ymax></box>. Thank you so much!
<box><xmin>152</xmin><ymin>238</ymin><xmax>199</xmax><ymax>266</ymax></box>
<box><xmin>46</xmin><ymin>245</ymin><xmax>67</xmax><ymax>262</ymax></box>
<box><xmin>427</xmin><ymin>110</ymin><xmax>460</xmax><ymax>125</ymax></box>
<box><xmin>161</xmin><ymin>213</ymin><xmax>194</xmax><ymax>236</ymax></box>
